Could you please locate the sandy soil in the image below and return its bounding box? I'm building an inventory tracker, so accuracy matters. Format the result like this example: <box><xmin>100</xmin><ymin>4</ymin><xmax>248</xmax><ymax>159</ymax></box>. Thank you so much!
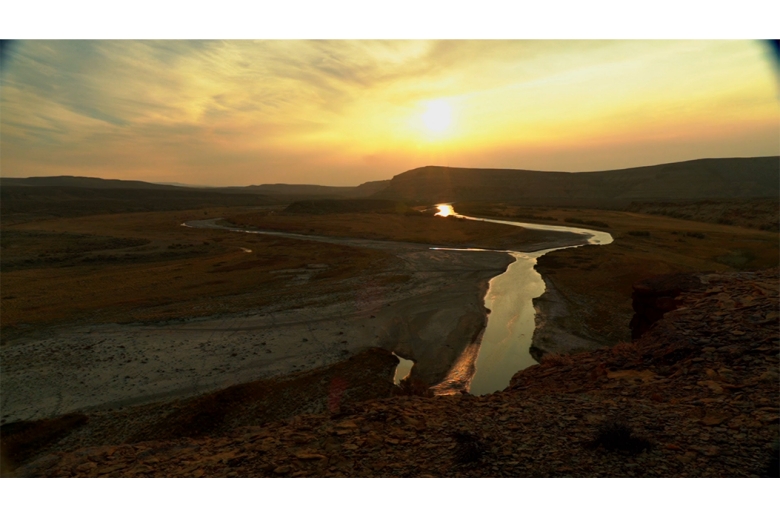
<box><xmin>1</xmin><ymin>219</ymin><xmax>587</xmax><ymax>423</ymax></box>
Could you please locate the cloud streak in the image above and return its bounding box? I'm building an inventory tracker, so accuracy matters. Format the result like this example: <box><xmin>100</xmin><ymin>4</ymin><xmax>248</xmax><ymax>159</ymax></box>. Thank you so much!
<box><xmin>1</xmin><ymin>40</ymin><xmax>778</xmax><ymax>186</ymax></box>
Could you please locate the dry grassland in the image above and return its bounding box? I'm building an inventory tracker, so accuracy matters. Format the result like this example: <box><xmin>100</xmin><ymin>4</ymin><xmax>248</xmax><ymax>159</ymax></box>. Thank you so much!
<box><xmin>457</xmin><ymin>204</ymin><xmax>780</xmax><ymax>345</ymax></box>
<box><xmin>0</xmin><ymin>207</ymin><xmax>398</xmax><ymax>334</ymax></box>
<box><xmin>227</xmin><ymin>211</ymin><xmax>558</xmax><ymax>250</ymax></box>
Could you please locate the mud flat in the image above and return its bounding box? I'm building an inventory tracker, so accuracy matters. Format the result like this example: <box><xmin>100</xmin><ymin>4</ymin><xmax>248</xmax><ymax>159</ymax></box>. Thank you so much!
<box><xmin>2</xmin><ymin>218</ymin><xmax>590</xmax><ymax>423</ymax></box>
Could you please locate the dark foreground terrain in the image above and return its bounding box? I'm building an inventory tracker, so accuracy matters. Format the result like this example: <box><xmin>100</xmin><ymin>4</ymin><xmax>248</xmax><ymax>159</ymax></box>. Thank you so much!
<box><xmin>6</xmin><ymin>268</ymin><xmax>778</xmax><ymax>477</ymax></box>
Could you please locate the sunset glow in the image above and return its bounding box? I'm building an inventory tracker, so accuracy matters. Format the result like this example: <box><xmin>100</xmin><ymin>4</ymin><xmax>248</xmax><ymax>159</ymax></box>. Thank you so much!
<box><xmin>421</xmin><ymin>100</ymin><xmax>453</xmax><ymax>136</ymax></box>
<box><xmin>1</xmin><ymin>40</ymin><xmax>778</xmax><ymax>186</ymax></box>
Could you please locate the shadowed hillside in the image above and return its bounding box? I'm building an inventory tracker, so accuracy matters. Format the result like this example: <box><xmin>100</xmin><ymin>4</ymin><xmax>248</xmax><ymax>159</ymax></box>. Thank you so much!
<box><xmin>373</xmin><ymin>157</ymin><xmax>779</xmax><ymax>207</ymax></box>
<box><xmin>0</xmin><ymin>177</ymin><xmax>391</xmax><ymax>221</ymax></box>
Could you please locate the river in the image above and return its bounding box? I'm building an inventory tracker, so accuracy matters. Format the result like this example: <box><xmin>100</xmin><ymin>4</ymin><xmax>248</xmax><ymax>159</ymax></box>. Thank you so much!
<box><xmin>427</xmin><ymin>204</ymin><xmax>612</xmax><ymax>395</ymax></box>
<box><xmin>184</xmin><ymin>208</ymin><xmax>612</xmax><ymax>396</ymax></box>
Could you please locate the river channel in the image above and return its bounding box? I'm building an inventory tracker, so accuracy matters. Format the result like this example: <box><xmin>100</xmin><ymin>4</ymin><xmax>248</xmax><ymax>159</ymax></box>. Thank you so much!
<box><xmin>184</xmin><ymin>207</ymin><xmax>611</xmax><ymax>396</ymax></box>
<box><xmin>428</xmin><ymin>204</ymin><xmax>612</xmax><ymax>395</ymax></box>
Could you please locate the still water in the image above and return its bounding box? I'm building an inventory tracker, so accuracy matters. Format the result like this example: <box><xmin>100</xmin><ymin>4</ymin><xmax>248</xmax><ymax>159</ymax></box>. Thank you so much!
<box><xmin>393</xmin><ymin>353</ymin><xmax>415</xmax><ymax>384</ymax></box>
<box><xmin>431</xmin><ymin>204</ymin><xmax>612</xmax><ymax>395</ymax></box>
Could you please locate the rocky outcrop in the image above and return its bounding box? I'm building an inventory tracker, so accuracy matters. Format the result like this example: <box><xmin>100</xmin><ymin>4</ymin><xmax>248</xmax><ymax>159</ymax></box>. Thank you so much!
<box><xmin>0</xmin><ymin>348</ymin><xmax>400</xmax><ymax>474</ymax></box>
<box><xmin>530</xmin><ymin>275</ymin><xmax>603</xmax><ymax>361</ymax></box>
<box><xmin>9</xmin><ymin>269</ymin><xmax>779</xmax><ymax>478</ymax></box>
<box><xmin>629</xmin><ymin>272</ymin><xmax>704</xmax><ymax>339</ymax></box>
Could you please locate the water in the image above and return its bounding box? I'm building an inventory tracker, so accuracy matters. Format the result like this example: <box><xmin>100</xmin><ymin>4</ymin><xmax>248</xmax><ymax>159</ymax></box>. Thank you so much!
<box><xmin>433</xmin><ymin>204</ymin><xmax>613</xmax><ymax>395</ymax></box>
<box><xmin>393</xmin><ymin>353</ymin><xmax>415</xmax><ymax>385</ymax></box>
<box><xmin>183</xmin><ymin>207</ymin><xmax>612</xmax><ymax>395</ymax></box>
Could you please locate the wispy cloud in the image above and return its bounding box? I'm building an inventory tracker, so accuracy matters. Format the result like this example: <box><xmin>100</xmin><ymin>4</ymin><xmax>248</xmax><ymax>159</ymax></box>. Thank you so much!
<box><xmin>1</xmin><ymin>40</ymin><xmax>777</xmax><ymax>185</ymax></box>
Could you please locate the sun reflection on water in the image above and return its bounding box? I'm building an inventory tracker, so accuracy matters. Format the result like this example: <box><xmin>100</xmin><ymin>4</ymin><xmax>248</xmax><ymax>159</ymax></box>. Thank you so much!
<box><xmin>435</xmin><ymin>204</ymin><xmax>454</xmax><ymax>217</ymax></box>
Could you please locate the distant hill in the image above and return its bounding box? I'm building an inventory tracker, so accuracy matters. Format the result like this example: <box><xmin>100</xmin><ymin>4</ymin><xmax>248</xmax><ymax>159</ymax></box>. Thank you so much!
<box><xmin>350</xmin><ymin>180</ymin><xmax>391</xmax><ymax>198</ymax></box>
<box><xmin>238</xmin><ymin>180</ymin><xmax>390</xmax><ymax>198</ymax></box>
<box><xmin>0</xmin><ymin>185</ymin><xmax>272</xmax><ymax>221</ymax></box>
<box><xmin>372</xmin><ymin>157</ymin><xmax>780</xmax><ymax>207</ymax></box>
<box><xmin>0</xmin><ymin>176</ymin><xmax>391</xmax><ymax>221</ymax></box>
<box><xmin>0</xmin><ymin>176</ymin><xmax>184</xmax><ymax>190</ymax></box>
<box><xmin>1</xmin><ymin>176</ymin><xmax>390</xmax><ymax>198</ymax></box>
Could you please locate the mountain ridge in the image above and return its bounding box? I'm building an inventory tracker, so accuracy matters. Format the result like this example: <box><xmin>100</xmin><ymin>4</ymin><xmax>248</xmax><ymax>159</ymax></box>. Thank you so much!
<box><xmin>372</xmin><ymin>157</ymin><xmax>780</xmax><ymax>206</ymax></box>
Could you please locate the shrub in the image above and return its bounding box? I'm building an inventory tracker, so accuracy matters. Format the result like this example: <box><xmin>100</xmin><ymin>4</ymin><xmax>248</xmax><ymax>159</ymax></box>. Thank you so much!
<box><xmin>627</xmin><ymin>231</ymin><xmax>650</xmax><ymax>237</ymax></box>
<box><xmin>452</xmin><ymin>431</ymin><xmax>486</xmax><ymax>464</ymax></box>
<box><xmin>564</xmin><ymin>218</ymin><xmax>609</xmax><ymax>228</ymax></box>
<box><xmin>590</xmin><ymin>421</ymin><xmax>652</xmax><ymax>454</ymax></box>
<box><xmin>585</xmin><ymin>220</ymin><xmax>610</xmax><ymax>228</ymax></box>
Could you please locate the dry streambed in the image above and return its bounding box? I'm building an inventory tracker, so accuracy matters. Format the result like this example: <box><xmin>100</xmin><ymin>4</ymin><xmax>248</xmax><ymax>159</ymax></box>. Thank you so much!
<box><xmin>1</xmin><ymin>213</ymin><xmax>591</xmax><ymax>424</ymax></box>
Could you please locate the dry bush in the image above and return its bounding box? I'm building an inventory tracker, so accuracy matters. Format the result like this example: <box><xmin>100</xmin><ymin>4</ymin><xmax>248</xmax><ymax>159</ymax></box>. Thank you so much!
<box><xmin>452</xmin><ymin>431</ymin><xmax>486</xmax><ymax>464</ymax></box>
<box><xmin>590</xmin><ymin>421</ymin><xmax>652</xmax><ymax>454</ymax></box>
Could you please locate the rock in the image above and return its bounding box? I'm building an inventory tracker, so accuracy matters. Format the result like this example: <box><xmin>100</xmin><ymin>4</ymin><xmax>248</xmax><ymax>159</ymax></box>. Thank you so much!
<box><xmin>701</xmin><ymin>414</ymin><xmax>730</xmax><ymax>426</ymax></box>
<box><xmin>75</xmin><ymin>461</ymin><xmax>97</xmax><ymax>473</ymax></box>
<box><xmin>697</xmin><ymin>380</ymin><xmax>724</xmax><ymax>394</ymax></box>
<box><xmin>295</xmin><ymin>452</ymin><xmax>327</xmax><ymax>461</ymax></box>
<box><xmin>629</xmin><ymin>273</ymin><xmax>703</xmax><ymax>339</ymax></box>
<box><xmin>703</xmin><ymin>446</ymin><xmax>720</xmax><ymax>457</ymax></box>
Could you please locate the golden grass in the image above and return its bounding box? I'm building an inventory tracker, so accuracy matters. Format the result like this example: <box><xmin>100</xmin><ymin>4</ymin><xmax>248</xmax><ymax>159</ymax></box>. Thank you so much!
<box><xmin>226</xmin><ymin>211</ymin><xmax>562</xmax><ymax>249</ymax></box>
<box><xmin>1</xmin><ymin>207</ymin><xmax>398</xmax><ymax>332</ymax></box>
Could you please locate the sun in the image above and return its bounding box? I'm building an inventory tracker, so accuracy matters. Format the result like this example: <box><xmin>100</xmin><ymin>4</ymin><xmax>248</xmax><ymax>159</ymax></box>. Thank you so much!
<box><xmin>421</xmin><ymin>99</ymin><xmax>452</xmax><ymax>135</ymax></box>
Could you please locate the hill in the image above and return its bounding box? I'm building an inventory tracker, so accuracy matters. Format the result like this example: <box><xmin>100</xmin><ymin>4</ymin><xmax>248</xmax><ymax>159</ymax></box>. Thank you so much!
<box><xmin>0</xmin><ymin>177</ymin><xmax>391</xmax><ymax>221</ymax></box>
<box><xmin>0</xmin><ymin>176</ymin><xmax>185</xmax><ymax>190</ymax></box>
<box><xmin>373</xmin><ymin>157</ymin><xmax>780</xmax><ymax>207</ymax></box>
<box><xmin>240</xmin><ymin>180</ymin><xmax>389</xmax><ymax>198</ymax></box>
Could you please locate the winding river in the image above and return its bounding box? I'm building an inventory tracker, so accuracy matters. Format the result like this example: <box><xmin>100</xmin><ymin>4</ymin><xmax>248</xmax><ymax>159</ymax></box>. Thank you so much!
<box><xmin>429</xmin><ymin>204</ymin><xmax>612</xmax><ymax>395</ymax></box>
<box><xmin>184</xmin><ymin>206</ymin><xmax>612</xmax><ymax>397</ymax></box>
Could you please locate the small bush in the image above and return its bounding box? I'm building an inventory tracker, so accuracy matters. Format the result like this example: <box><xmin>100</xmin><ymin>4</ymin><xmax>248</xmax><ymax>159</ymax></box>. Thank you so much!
<box><xmin>590</xmin><ymin>421</ymin><xmax>652</xmax><ymax>454</ymax></box>
<box><xmin>452</xmin><ymin>431</ymin><xmax>486</xmax><ymax>464</ymax></box>
<box><xmin>684</xmin><ymin>231</ymin><xmax>705</xmax><ymax>239</ymax></box>
<box><xmin>627</xmin><ymin>231</ymin><xmax>650</xmax><ymax>237</ymax></box>
<box><xmin>585</xmin><ymin>220</ymin><xmax>610</xmax><ymax>228</ymax></box>
<box><xmin>564</xmin><ymin>218</ymin><xmax>609</xmax><ymax>228</ymax></box>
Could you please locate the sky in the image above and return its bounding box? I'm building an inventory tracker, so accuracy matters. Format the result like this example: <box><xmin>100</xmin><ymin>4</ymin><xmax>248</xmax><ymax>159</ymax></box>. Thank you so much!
<box><xmin>1</xmin><ymin>40</ymin><xmax>778</xmax><ymax>186</ymax></box>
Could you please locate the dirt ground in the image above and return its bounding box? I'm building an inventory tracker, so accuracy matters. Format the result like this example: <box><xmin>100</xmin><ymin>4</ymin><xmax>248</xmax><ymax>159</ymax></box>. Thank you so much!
<box><xmin>1</xmin><ymin>207</ymin><xmax>586</xmax><ymax>425</ymax></box>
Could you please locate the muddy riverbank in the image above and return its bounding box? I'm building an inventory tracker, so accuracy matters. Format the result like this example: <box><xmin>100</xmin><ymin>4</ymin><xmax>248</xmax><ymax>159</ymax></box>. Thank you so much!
<box><xmin>2</xmin><ymin>219</ymin><xmax>588</xmax><ymax>423</ymax></box>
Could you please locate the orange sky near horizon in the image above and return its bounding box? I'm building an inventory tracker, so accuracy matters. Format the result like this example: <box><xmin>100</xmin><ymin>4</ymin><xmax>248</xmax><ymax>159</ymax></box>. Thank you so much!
<box><xmin>1</xmin><ymin>40</ymin><xmax>778</xmax><ymax>186</ymax></box>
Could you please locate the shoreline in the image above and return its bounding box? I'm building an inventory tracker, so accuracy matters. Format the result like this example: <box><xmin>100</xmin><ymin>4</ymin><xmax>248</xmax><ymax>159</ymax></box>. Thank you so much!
<box><xmin>1</xmin><ymin>218</ymin><xmax>593</xmax><ymax>423</ymax></box>
<box><xmin>1</xmin><ymin>230</ymin><xmax>515</xmax><ymax>422</ymax></box>
<box><xmin>529</xmin><ymin>272</ymin><xmax>604</xmax><ymax>361</ymax></box>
